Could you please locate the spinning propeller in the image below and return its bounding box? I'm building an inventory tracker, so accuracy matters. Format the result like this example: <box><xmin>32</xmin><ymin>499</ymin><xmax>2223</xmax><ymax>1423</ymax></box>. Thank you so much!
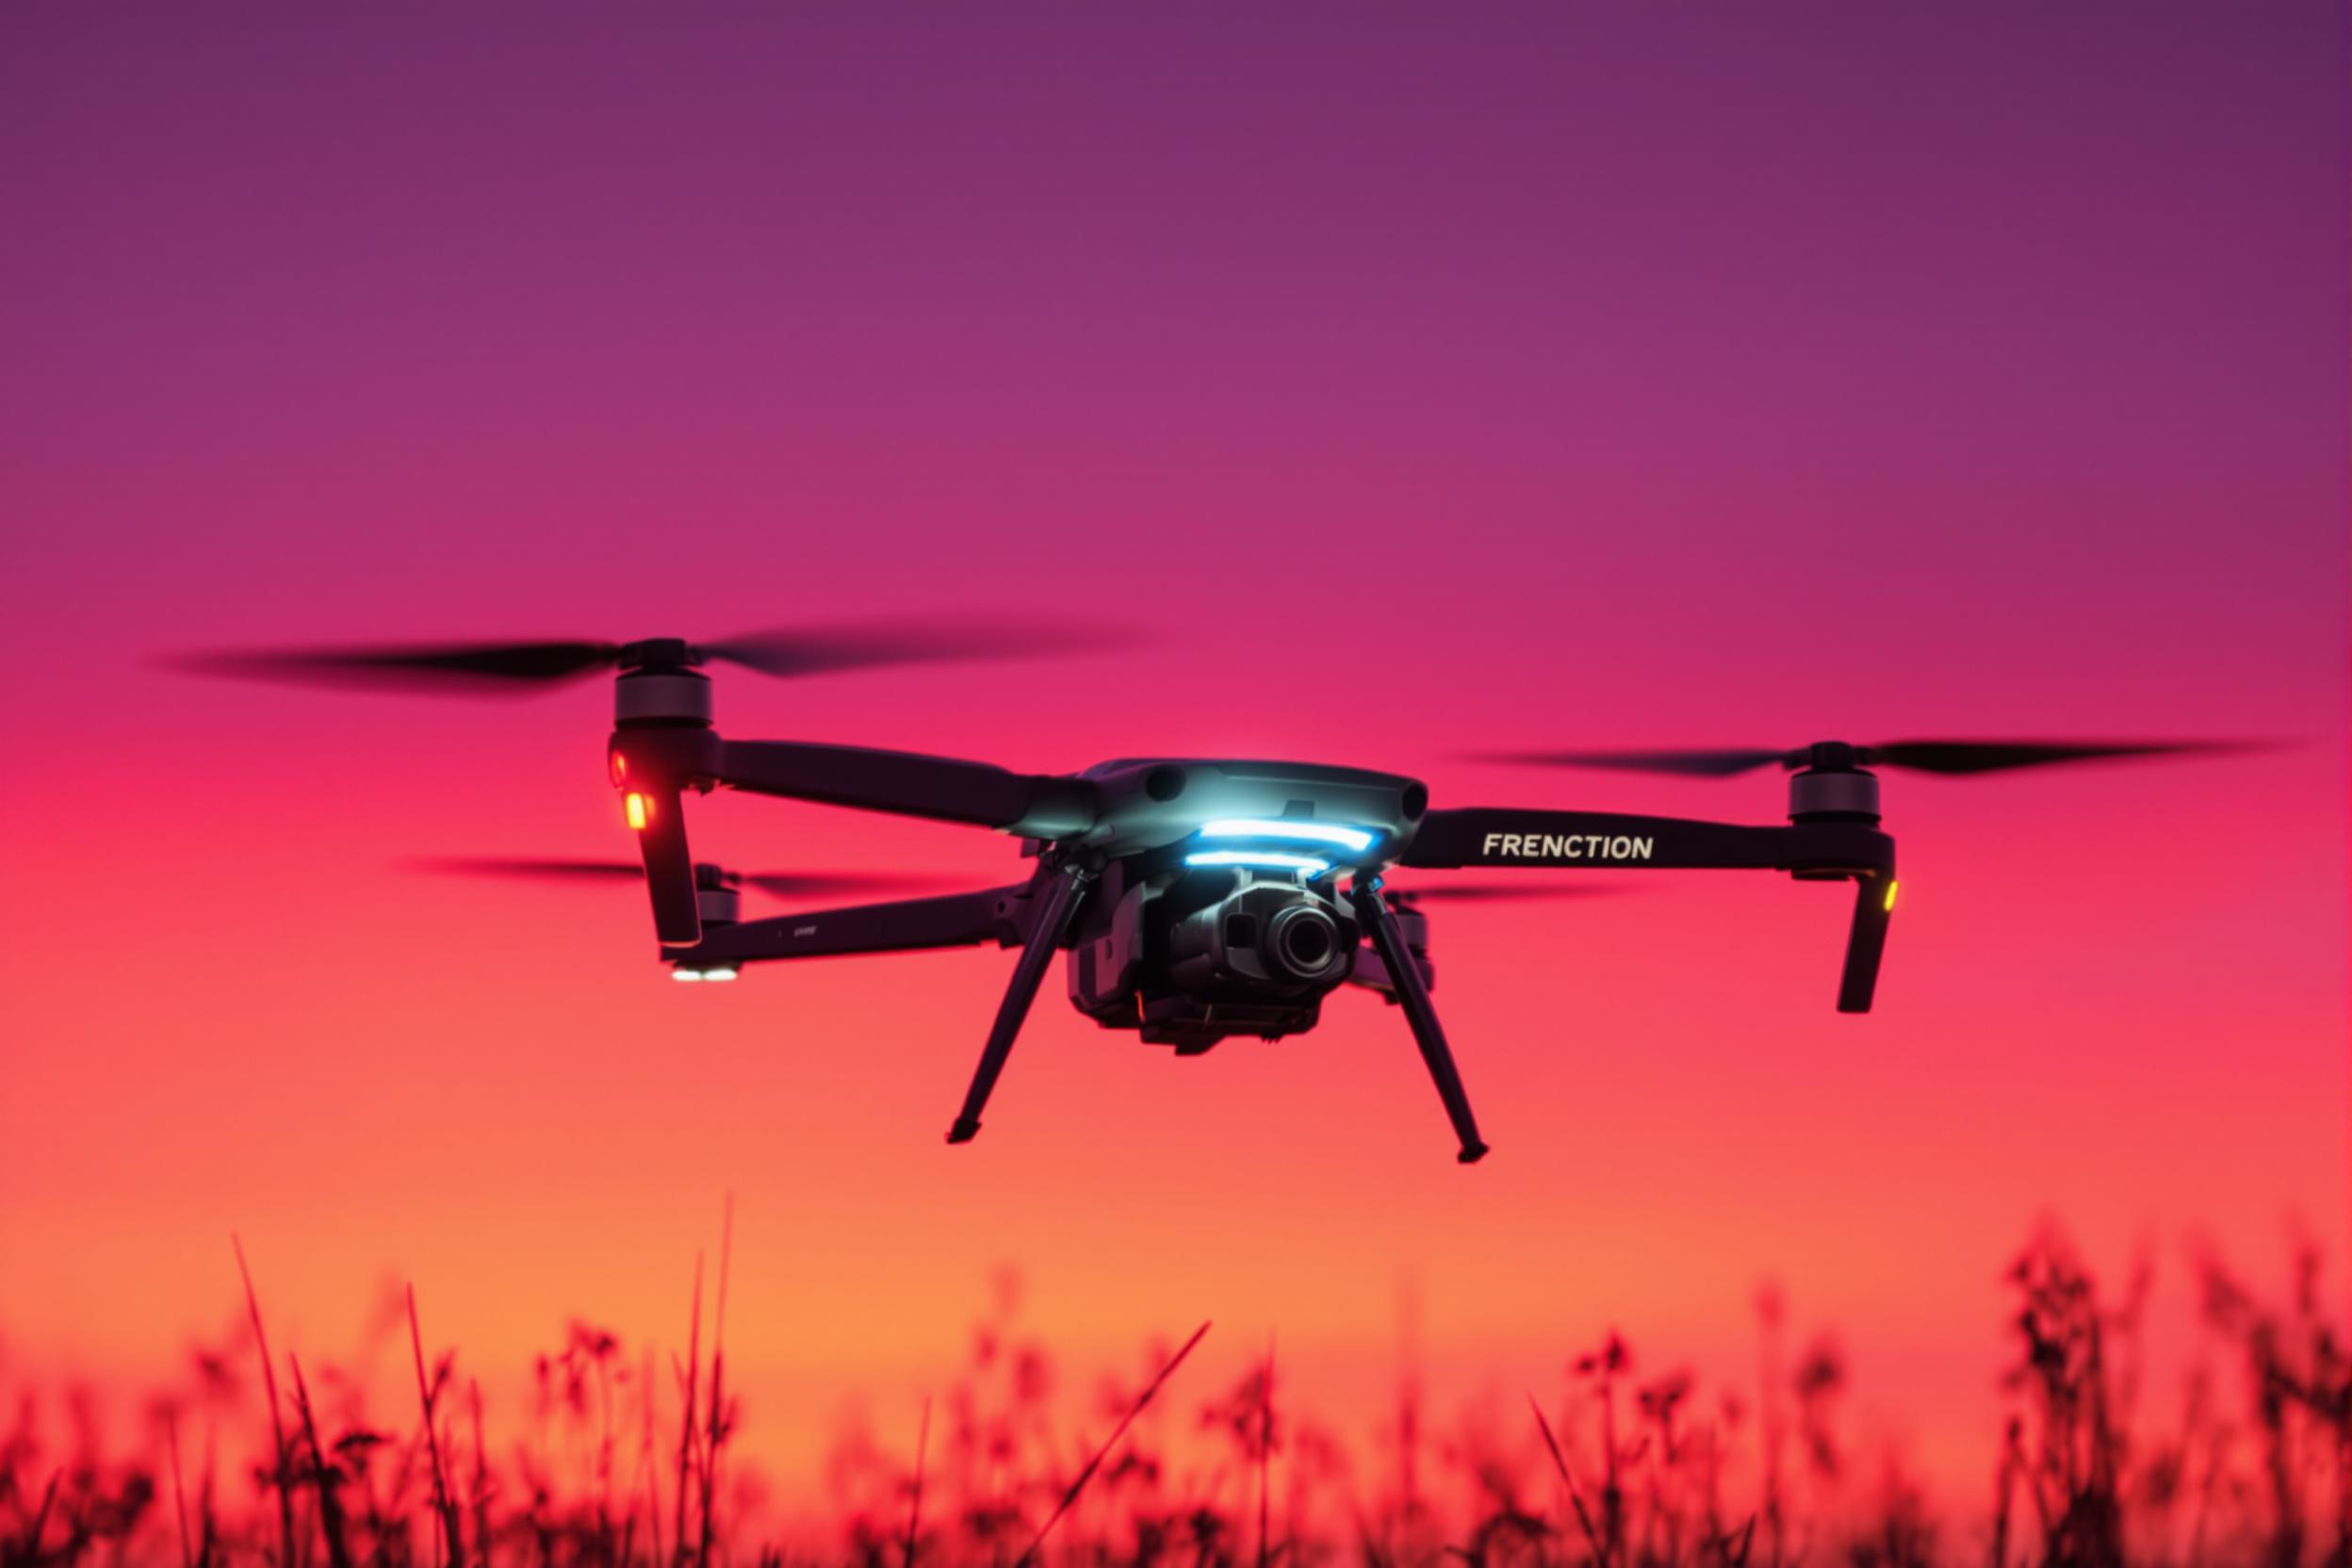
<box><xmin>167</xmin><ymin>615</ymin><xmax>1138</xmax><ymax>694</ymax></box>
<box><xmin>1386</xmin><ymin>882</ymin><xmax>1627</xmax><ymax>905</ymax></box>
<box><xmin>1466</xmin><ymin>738</ymin><xmax>2261</xmax><ymax>777</ymax></box>
<box><xmin>409</xmin><ymin>857</ymin><xmax>948</xmax><ymax>980</ymax></box>
<box><xmin>408</xmin><ymin>858</ymin><xmax>939</xmax><ymax>901</ymax></box>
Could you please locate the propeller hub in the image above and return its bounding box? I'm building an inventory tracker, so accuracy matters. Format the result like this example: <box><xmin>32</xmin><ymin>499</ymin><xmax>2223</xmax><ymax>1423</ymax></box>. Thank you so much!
<box><xmin>1789</xmin><ymin>756</ymin><xmax>1881</xmax><ymax>823</ymax></box>
<box><xmin>617</xmin><ymin>638</ymin><xmax>699</xmax><ymax>673</ymax></box>
<box><xmin>613</xmin><ymin>667</ymin><xmax>713</xmax><ymax>727</ymax></box>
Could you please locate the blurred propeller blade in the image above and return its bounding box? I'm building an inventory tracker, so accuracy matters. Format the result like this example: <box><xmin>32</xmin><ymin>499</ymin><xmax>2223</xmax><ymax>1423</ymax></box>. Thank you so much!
<box><xmin>1462</xmin><ymin>747</ymin><xmax>1790</xmax><ymax>777</ymax></box>
<box><xmin>1469</xmin><ymin>738</ymin><xmax>2267</xmax><ymax>778</ymax></box>
<box><xmin>167</xmin><ymin>640</ymin><xmax>623</xmax><ymax>694</ymax></box>
<box><xmin>701</xmin><ymin>615</ymin><xmax>1141</xmax><ymax>678</ymax></box>
<box><xmin>171</xmin><ymin>613</ymin><xmax>1140</xmax><ymax>695</ymax></box>
<box><xmin>1390</xmin><ymin>882</ymin><xmax>1628</xmax><ymax>904</ymax></box>
<box><xmin>1865</xmin><ymin>739</ymin><xmax>2264</xmax><ymax>775</ymax></box>
<box><xmin>412</xmin><ymin>857</ymin><xmax>944</xmax><ymax>900</ymax></box>
<box><xmin>410</xmin><ymin>857</ymin><xmax>650</xmax><ymax>881</ymax></box>
<box><xmin>736</xmin><ymin>871</ymin><xmax>947</xmax><ymax>899</ymax></box>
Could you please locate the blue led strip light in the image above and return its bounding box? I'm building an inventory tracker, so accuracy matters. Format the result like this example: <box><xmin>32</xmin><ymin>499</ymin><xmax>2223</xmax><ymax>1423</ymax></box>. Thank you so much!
<box><xmin>1183</xmin><ymin>848</ymin><xmax>1332</xmax><ymax>875</ymax></box>
<box><xmin>1195</xmin><ymin>818</ymin><xmax>1379</xmax><ymax>854</ymax></box>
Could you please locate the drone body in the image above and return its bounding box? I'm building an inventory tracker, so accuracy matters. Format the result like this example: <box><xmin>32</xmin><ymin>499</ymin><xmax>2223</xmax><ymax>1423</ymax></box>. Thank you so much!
<box><xmin>177</xmin><ymin>623</ymin><xmax>2243</xmax><ymax>1163</ymax></box>
<box><xmin>599</xmin><ymin>651</ymin><xmax>1898</xmax><ymax>1163</ymax></box>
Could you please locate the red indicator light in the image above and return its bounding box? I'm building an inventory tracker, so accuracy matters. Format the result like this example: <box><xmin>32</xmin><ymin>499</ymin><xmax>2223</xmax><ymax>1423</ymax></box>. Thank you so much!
<box><xmin>625</xmin><ymin>792</ymin><xmax>651</xmax><ymax>830</ymax></box>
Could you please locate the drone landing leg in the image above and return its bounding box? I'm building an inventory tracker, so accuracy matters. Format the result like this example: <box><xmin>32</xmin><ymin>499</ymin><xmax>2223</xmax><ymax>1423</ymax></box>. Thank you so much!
<box><xmin>946</xmin><ymin>862</ymin><xmax>1094</xmax><ymax>1145</ymax></box>
<box><xmin>1837</xmin><ymin>873</ymin><xmax>1894</xmax><ymax>1014</ymax></box>
<box><xmin>1352</xmin><ymin>880</ymin><xmax>1490</xmax><ymax>1164</ymax></box>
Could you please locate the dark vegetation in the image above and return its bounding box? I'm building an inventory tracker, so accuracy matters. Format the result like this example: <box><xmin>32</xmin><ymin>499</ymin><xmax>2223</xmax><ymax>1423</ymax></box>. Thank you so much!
<box><xmin>1</xmin><ymin>1228</ymin><xmax>2343</xmax><ymax>1567</ymax></box>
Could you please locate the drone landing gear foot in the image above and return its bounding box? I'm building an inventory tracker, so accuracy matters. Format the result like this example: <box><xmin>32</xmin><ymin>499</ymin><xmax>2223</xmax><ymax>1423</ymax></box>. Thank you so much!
<box><xmin>943</xmin><ymin>862</ymin><xmax>1094</xmax><ymax>1146</ymax></box>
<box><xmin>1352</xmin><ymin>878</ymin><xmax>1492</xmax><ymax>1164</ymax></box>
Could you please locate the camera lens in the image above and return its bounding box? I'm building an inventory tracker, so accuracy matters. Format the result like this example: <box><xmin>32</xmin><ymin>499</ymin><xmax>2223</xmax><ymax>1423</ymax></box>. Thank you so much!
<box><xmin>1265</xmin><ymin>903</ymin><xmax>1343</xmax><ymax>981</ymax></box>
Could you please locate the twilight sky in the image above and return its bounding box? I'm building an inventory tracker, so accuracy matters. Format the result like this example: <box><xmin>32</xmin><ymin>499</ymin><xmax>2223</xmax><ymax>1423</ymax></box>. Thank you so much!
<box><xmin>2</xmin><ymin>2</ymin><xmax>2344</xmax><ymax>1518</ymax></box>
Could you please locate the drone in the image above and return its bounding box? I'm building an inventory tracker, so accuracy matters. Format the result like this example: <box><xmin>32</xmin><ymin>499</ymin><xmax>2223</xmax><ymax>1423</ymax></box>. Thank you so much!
<box><xmin>178</xmin><ymin>620</ymin><xmax>2248</xmax><ymax>1163</ymax></box>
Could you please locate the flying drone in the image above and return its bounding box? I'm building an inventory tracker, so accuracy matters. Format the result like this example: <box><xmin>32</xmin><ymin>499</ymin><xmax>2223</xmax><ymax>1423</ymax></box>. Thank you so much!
<box><xmin>178</xmin><ymin>622</ymin><xmax>2247</xmax><ymax>1163</ymax></box>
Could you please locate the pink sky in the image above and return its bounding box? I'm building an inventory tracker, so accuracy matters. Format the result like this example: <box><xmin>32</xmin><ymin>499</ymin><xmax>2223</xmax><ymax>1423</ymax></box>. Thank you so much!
<box><xmin>2</xmin><ymin>2</ymin><xmax>2344</xmax><ymax>1532</ymax></box>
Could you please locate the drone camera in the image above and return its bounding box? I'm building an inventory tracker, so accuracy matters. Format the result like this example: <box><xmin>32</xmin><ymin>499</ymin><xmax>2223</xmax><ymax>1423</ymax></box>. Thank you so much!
<box><xmin>1168</xmin><ymin>879</ymin><xmax>1359</xmax><ymax>995</ymax></box>
<box><xmin>1265</xmin><ymin>901</ymin><xmax>1345</xmax><ymax>982</ymax></box>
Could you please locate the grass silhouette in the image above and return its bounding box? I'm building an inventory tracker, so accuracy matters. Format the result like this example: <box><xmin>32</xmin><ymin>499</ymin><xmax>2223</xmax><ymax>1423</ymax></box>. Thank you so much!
<box><xmin>2</xmin><ymin>1229</ymin><xmax>2343</xmax><ymax>1567</ymax></box>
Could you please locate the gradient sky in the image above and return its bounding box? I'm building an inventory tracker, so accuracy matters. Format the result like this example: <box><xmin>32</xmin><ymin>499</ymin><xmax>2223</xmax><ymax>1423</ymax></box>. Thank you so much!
<box><xmin>3</xmin><ymin>2</ymin><xmax>2345</xmax><ymax>1525</ymax></box>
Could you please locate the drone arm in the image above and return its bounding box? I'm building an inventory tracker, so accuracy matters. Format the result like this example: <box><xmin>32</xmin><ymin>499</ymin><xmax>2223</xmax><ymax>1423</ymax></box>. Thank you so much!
<box><xmin>1399</xmin><ymin>808</ymin><xmax>1886</xmax><ymax>872</ymax></box>
<box><xmin>670</xmin><ymin>883</ymin><xmax>1036</xmax><ymax>967</ymax></box>
<box><xmin>1405</xmin><ymin>808</ymin><xmax>1896</xmax><ymax>1013</ymax></box>
<box><xmin>712</xmin><ymin>740</ymin><xmax>1097</xmax><ymax>838</ymax></box>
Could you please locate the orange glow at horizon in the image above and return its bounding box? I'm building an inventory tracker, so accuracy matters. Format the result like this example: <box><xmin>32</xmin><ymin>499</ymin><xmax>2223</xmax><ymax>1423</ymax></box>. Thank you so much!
<box><xmin>2</xmin><ymin>1</ymin><xmax>2345</xmax><ymax>1545</ymax></box>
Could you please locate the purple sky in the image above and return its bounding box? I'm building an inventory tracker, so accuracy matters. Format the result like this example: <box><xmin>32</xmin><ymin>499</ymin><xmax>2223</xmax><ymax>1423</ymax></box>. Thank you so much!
<box><xmin>3</xmin><ymin>2</ymin><xmax>2345</xmax><ymax>1516</ymax></box>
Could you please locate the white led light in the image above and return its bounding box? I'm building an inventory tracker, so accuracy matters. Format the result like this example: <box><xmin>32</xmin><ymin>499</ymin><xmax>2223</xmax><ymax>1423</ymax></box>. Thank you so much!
<box><xmin>1184</xmin><ymin>849</ymin><xmax>1331</xmax><ymax>875</ymax></box>
<box><xmin>671</xmin><ymin>968</ymin><xmax>705</xmax><ymax>983</ymax></box>
<box><xmin>702</xmin><ymin>966</ymin><xmax>740</xmax><ymax>982</ymax></box>
<box><xmin>1197</xmin><ymin>818</ymin><xmax>1377</xmax><ymax>854</ymax></box>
